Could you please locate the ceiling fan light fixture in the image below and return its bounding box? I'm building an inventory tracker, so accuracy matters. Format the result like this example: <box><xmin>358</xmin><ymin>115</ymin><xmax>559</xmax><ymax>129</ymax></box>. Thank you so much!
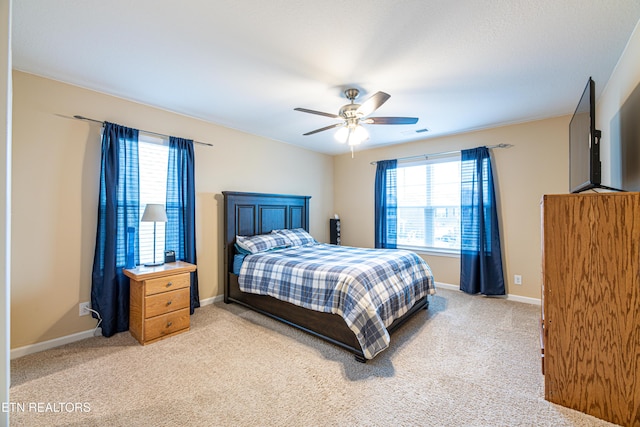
<box><xmin>334</xmin><ymin>126</ymin><xmax>349</xmax><ymax>144</ymax></box>
<box><xmin>349</xmin><ymin>124</ymin><xmax>369</xmax><ymax>146</ymax></box>
<box><xmin>334</xmin><ymin>124</ymin><xmax>369</xmax><ymax>146</ymax></box>
<box><xmin>295</xmin><ymin>88</ymin><xmax>415</xmax><ymax>150</ymax></box>
<box><xmin>334</xmin><ymin>123</ymin><xmax>369</xmax><ymax>145</ymax></box>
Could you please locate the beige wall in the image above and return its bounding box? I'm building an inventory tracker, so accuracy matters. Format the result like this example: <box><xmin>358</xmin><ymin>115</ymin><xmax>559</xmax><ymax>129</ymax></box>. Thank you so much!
<box><xmin>334</xmin><ymin>117</ymin><xmax>569</xmax><ymax>300</ymax></box>
<box><xmin>599</xmin><ymin>19</ymin><xmax>640</xmax><ymax>184</ymax></box>
<box><xmin>11</xmin><ymin>71</ymin><xmax>333</xmax><ymax>349</ymax></box>
<box><xmin>11</xmin><ymin>16</ymin><xmax>640</xmax><ymax>349</ymax></box>
<box><xmin>334</xmin><ymin>13</ymin><xmax>640</xmax><ymax>300</ymax></box>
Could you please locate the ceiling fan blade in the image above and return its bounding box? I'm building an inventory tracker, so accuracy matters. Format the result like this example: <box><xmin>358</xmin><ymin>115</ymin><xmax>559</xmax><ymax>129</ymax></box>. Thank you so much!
<box><xmin>357</xmin><ymin>91</ymin><xmax>391</xmax><ymax>117</ymax></box>
<box><xmin>303</xmin><ymin>122</ymin><xmax>344</xmax><ymax>136</ymax></box>
<box><xmin>364</xmin><ymin>117</ymin><xmax>419</xmax><ymax>125</ymax></box>
<box><xmin>294</xmin><ymin>107</ymin><xmax>340</xmax><ymax>119</ymax></box>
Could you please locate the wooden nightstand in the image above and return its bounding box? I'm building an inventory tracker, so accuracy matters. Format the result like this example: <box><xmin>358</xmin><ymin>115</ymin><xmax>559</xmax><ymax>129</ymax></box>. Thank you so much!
<box><xmin>124</xmin><ymin>261</ymin><xmax>197</xmax><ymax>345</ymax></box>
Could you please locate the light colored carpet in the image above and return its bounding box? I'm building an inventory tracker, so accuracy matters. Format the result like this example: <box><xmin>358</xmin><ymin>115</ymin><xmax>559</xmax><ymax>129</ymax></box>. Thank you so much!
<box><xmin>10</xmin><ymin>288</ymin><xmax>617</xmax><ymax>426</ymax></box>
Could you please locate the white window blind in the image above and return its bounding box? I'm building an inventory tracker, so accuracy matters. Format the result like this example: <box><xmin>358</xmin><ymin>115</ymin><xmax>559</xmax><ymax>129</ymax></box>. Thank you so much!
<box><xmin>396</xmin><ymin>154</ymin><xmax>461</xmax><ymax>253</ymax></box>
<box><xmin>138</xmin><ymin>134</ymin><xmax>169</xmax><ymax>264</ymax></box>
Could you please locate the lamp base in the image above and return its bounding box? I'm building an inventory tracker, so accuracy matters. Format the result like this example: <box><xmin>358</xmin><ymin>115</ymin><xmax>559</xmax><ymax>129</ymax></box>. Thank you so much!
<box><xmin>143</xmin><ymin>261</ymin><xmax>164</xmax><ymax>267</ymax></box>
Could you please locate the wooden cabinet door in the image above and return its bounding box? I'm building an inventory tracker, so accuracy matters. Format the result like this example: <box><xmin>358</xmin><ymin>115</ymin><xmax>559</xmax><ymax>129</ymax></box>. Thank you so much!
<box><xmin>542</xmin><ymin>193</ymin><xmax>640</xmax><ymax>426</ymax></box>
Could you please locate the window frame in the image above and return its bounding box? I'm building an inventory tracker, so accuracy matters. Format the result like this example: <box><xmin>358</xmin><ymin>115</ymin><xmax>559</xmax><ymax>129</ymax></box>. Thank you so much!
<box><xmin>137</xmin><ymin>133</ymin><xmax>170</xmax><ymax>265</ymax></box>
<box><xmin>394</xmin><ymin>153</ymin><xmax>461</xmax><ymax>257</ymax></box>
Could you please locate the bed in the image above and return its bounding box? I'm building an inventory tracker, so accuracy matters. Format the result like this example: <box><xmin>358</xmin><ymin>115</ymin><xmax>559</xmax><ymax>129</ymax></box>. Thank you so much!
<box><xmin>223</xmin><ymin>191</ymin><xmax>435</xmax><ymax>362</ymax></box>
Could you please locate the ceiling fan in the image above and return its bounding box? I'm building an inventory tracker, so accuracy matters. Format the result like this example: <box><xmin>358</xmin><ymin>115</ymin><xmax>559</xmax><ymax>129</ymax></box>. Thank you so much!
<box><xmin>294</xmin><ymin>88</ymin><xmax>419</xmax><ymax>147</ymax></box>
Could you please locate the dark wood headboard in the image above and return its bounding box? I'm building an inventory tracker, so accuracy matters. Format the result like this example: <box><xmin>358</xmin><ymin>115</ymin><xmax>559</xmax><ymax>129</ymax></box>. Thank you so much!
<box><xmin>222</xmin><ymin>191</ymin><xmax>311</xmax><ymax>278</ymax></box>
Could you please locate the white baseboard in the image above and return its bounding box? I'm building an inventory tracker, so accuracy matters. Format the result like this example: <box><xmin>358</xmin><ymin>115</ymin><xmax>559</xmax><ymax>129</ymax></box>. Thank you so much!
<box><xmin>11</xmin><ymin>328</ymin><xmax>102</xmax><ymax>360</ymax></box>
<box><xmin>11</xmin><ymin>295</ymin><xmax>226</xmax><ymax>360</ymax></box>
<box><xmin>434</xmin><ymin>282</ymin><xmax>461</xmax><ymax>291</ymax></box>
<box><xmin>505</xmin><ymin>293</ymin><xmax>541</xmax><ymax>305</ymax></box>
<box><xmin>435</xmin><ymin>281</ymin><xmax>541</xmax><ymax>305</ymax></box>
<box><xmin>12</xmin><ymin>288</ymin><xmax>538</xmax><ymax>360</ymax></box>
<box><xmin>199</xmin><ymin>294</ymin><xmax>224</xmax><ymax>306</ymax></box>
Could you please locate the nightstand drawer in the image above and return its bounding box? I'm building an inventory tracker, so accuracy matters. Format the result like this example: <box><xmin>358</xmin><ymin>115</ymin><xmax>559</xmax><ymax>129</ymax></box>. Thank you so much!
<box><xmin>124</xmin><ymin>261</ymin><xmax>197</xmax><ymax>345</ymax></box>
<box><xmin>144</xmin><ymin>308</ymin><xmax>190</xmax><ymax>342</ymax></box>
<box><xmin>145</xmin><ymin>287</ymin><xmax>190</xmax><ymax>318</ymax></box>
<box><xmin>145</xmin><ymin>272</ymin><xmax>190</xmax><ymax>296</ymax></box>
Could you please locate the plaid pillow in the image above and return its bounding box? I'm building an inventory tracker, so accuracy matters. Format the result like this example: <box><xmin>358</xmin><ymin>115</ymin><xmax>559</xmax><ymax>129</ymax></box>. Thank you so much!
<box><xmin>272</xmin><ymin>228</ymin><xmax>317</xmax><ymax>247</ymax></box>
<box><xmin>236</xmin><ymin>234</ymin><xmax>290</xmax><ymax>254</ymax></box>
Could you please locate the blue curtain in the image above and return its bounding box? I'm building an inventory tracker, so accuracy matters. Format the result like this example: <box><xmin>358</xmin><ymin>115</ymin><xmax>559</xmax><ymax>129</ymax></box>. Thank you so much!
<box><xmin>374</xmin><ymin>159</ymin><xmax>398</xmax><ymax>249</ymax></box>
<box><xmin>91</xmin><ymin>122</ymin><xmax>139</xmax><ymax>336</ymax></box>
<box><xmin>166</xmin><ymin>137</ymin><xmax>200</xmax><ymax>313</ymax></box>
<box><xmin>460</xmin><ymin>147</ymin><xmax>505</xmax><ymax>295</ymax></box>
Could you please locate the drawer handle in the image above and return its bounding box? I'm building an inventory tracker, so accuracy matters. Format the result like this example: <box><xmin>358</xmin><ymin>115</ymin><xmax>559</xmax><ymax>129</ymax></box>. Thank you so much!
<box><xmin>167</xmin><ymin>321</ymin><xmax>173</xmax><ymax>328</ymax></box>
<box><xmin>166</xmin><ymin>300</ymin><xmax>172</xmax><ymax>306</ymax></box>
<box><xmin>166</xmin><ymin>281</ymin><xmax>173</xmax><ymax>288</ymax></box>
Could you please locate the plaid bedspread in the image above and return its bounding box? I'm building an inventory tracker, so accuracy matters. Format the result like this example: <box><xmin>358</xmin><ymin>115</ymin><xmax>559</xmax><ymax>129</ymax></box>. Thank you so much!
<box><xmin>238</xmin><ymin>243</ymin><xmax>435</xmax><ymax>359</ymax></box>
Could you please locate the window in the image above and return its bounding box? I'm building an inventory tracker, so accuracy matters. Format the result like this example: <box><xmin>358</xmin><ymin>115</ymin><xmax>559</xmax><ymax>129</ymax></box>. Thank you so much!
<box><xmin>396</xmin><ymin>154</ymin><xmax>461</xmax><ymax>253</ymax></box>
<box><xmin>138</xmin><ymin>134</ymin><xmax>169</xmax><ymax>264</ymax></box>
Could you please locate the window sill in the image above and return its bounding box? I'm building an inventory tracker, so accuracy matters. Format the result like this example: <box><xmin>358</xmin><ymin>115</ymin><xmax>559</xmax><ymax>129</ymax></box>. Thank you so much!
<box><xmin>397</xmin><ymin>245</ymin><xmax>460</xmax><ymax>258</ymax></box>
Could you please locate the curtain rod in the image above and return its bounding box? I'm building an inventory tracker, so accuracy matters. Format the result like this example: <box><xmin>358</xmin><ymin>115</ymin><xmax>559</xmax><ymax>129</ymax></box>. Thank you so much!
<box><xmin>70</xmin><ymin>115</ymin><xmax>214</xmax><ymax>147</ymax></box>
<box><xmin>369</xmin><ymin>143</ymin><xmax>513</xmax><ymax>165</ymax></box>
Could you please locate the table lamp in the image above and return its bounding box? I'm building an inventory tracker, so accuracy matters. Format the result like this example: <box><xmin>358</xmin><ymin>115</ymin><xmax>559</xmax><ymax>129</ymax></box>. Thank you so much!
<box><xmin>141</xmin><ymin>203</ymin><xmax>168</xmax><ymax>266</ymax></box>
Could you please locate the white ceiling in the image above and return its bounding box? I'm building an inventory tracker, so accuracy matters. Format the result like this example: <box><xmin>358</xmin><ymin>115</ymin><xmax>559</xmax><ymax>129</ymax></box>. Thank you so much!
<box><xmin>11</xmin><ymin>1</ymin><xmax>640</xmax><ymax>155</ymax></box>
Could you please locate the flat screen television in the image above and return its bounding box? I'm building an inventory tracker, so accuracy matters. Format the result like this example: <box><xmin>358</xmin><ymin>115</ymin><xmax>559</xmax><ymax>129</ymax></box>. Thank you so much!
<box><xmin>569</xmin><ymin>77</ymin><xmax>601</xmax><ymax>193</ymax></box>
<box><xmin>611</xmin><ymin>81</ymin><xmax>640</xmax><ymax>191</ymax></box>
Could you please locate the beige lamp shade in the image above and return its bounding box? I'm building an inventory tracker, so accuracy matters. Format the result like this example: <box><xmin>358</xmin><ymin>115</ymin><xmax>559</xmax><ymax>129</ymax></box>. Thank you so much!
<box><xmin>141</xmin><ymin>204</ymin><xmax>168</xmax><ymax>222</ymax></box>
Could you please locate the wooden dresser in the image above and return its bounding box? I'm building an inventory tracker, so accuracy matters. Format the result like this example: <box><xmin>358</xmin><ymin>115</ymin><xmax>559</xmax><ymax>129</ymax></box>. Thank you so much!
<box><xmin>124</xmin><ymin>261</ymin><xmax>197</xmax><ymax>345</ymax></box>
<box><xmin>541</xmin><ymin>192</ymin><xmax>640</xmax><ymax>426</ymax></box>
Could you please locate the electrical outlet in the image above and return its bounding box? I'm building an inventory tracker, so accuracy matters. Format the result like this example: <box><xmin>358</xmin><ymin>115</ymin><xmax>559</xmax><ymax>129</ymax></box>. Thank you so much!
<box><xmin>79</xmin><ymin>302</ymin><xmax>91</xmax><ymax>316</ymax></box>
<box><xmin>514</xmin><ymin>275</ymin><xmax>522</xmax><ymax>285</ymax></box>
